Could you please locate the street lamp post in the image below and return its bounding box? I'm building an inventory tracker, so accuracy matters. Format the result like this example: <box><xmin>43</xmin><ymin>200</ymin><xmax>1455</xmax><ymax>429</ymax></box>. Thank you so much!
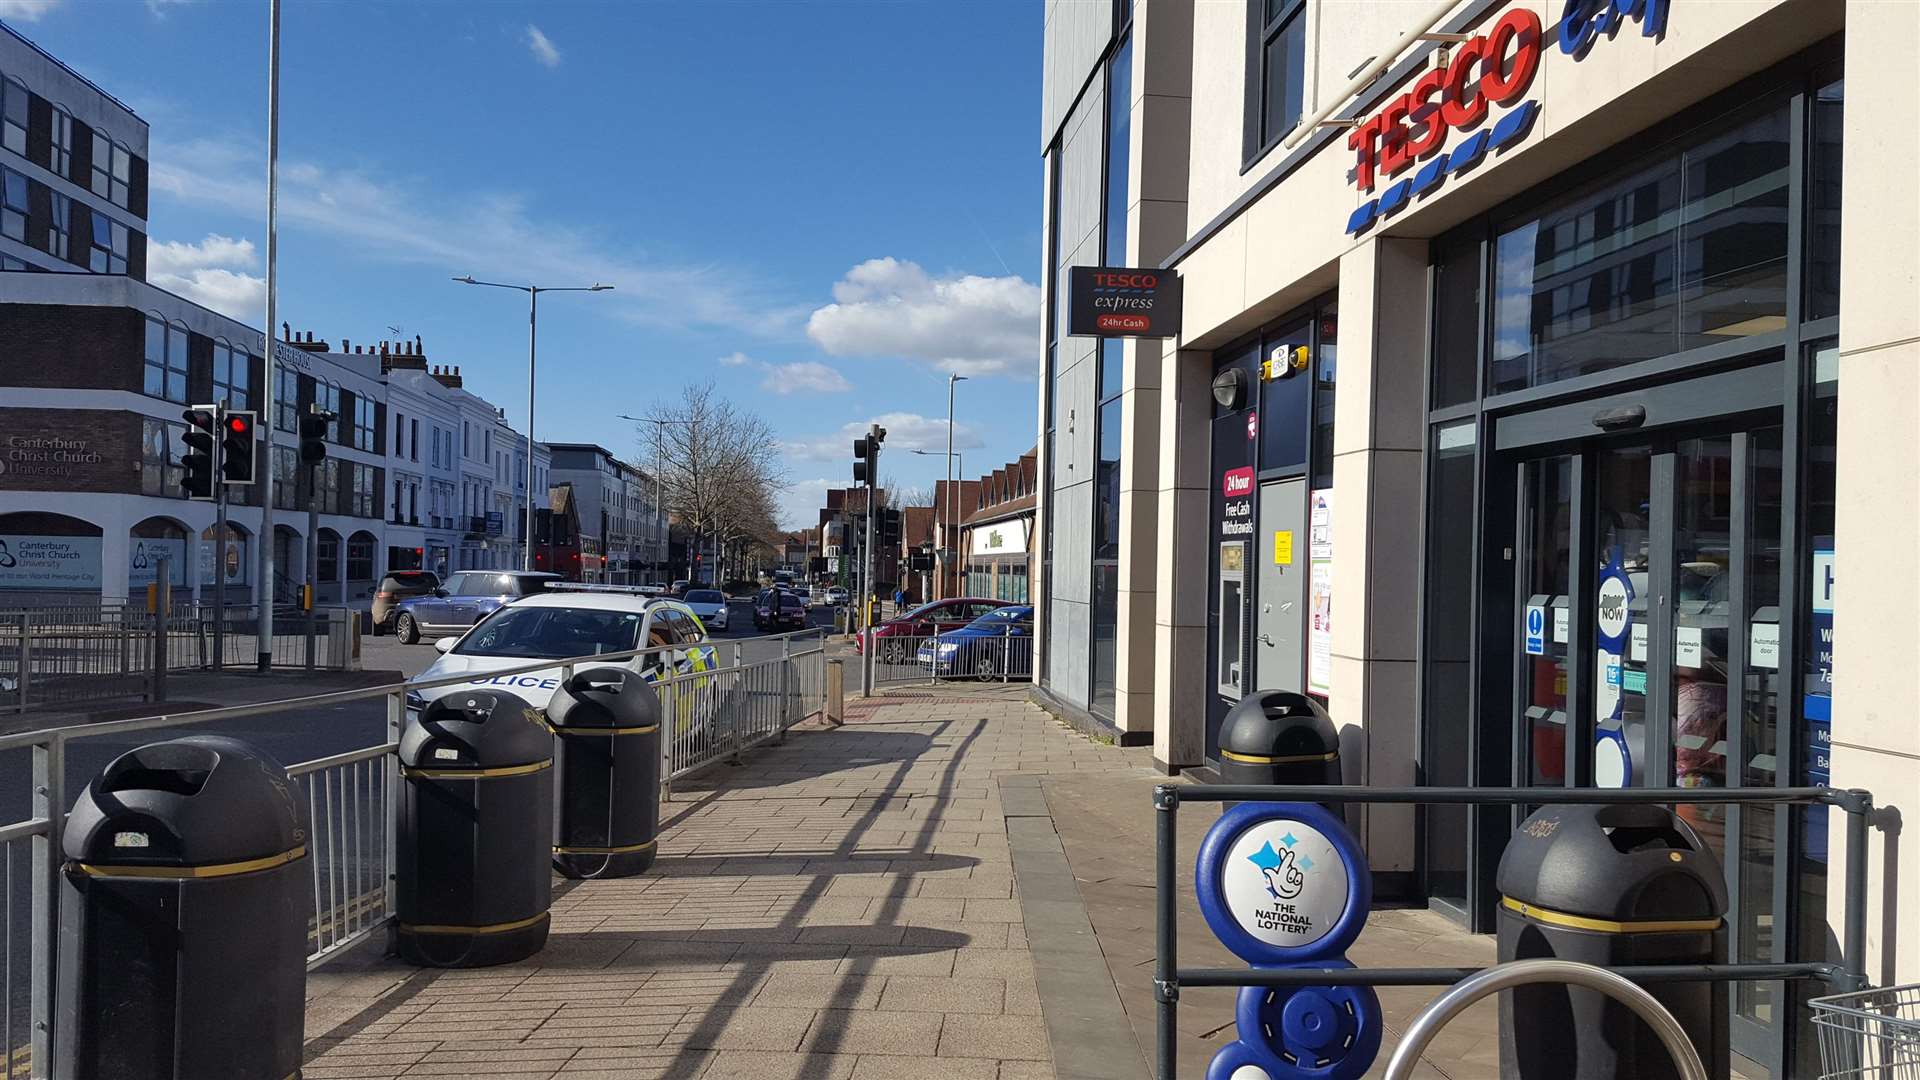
<box><xmin>454</xmin><ymin>276</ymin><xmax>612</xmax><ymax>571</ymax></box>
<box><xmin>909</xmin><ymin>445</ymin><xmax>964</xmax><ymax>598</ymax></box>
<box><xmin>946</xmin><ymin>374</ymin><xmax>967</xmax><ymax>599</ymax></box>
<box><xmin>619</xmin><ymin>414</ymin><xmax>697</xmax><ymax>583</ymax></box>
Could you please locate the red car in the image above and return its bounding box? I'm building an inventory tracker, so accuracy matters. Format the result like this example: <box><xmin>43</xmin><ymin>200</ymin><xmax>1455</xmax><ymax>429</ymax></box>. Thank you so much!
<box><xmin>857</xmin><ymin>597</ymin><xmax>1010</xmax><ymax>662</ymax></box>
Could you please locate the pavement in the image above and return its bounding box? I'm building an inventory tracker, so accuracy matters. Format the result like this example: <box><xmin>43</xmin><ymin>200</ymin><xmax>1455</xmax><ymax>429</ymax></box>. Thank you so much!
<box><xmin>299</xmin><ymin>683</ymin><xmax>1503</xmax><ymax>1079</ymax></box>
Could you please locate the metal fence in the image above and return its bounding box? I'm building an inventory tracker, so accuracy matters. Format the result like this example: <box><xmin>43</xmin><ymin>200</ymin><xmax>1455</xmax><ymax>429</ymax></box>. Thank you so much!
<box><xmin>0</xmin><ymin>603</ymin><xmax>354</xmax><ymax>715</ymax></box>
<box><xmin>0</xmin><ymin>626</ymin><xmax>825</xmax><ymax>1079</ymax></box>
<box><xmin>863</xmin><ymin>624</ymin><xmax>1034</xmax><ymax>686</ymax></box>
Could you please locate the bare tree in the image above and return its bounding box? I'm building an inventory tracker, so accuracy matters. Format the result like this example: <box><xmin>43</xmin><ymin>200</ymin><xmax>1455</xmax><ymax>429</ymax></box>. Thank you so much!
<box><xmin>637</xmin><ymin>381</ymin><xmax>788</xmax><ymax>581</ymax></box>
<box><xmin>897</xmin><ymin>486</ymin><xmax>936</xmax><ymax>508</ymax></box>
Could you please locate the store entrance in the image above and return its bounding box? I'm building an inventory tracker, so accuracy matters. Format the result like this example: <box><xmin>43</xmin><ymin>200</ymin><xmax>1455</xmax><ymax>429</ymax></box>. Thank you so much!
<box><xmin>1495</xmin><ymin>360</ymin><xmax>1791</xmax><ymax>1072</ymax></box>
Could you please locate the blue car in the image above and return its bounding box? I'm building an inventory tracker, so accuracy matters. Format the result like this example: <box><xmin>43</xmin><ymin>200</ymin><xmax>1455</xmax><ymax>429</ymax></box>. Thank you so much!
<box><xmin>391</xmin><ymin>570</ymin><xmax>563</xmax><ymax>643</ymax></box>
<box><xmin>916</xmin><ymin>605</ymin><xmax>1033</xmax><ymax>679</ymax></box>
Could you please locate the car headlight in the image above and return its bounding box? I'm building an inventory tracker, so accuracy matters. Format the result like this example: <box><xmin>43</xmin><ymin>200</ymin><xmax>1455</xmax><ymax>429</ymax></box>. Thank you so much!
<box><xmin>405</xmin><ymin>689</ymin><xmax>428</xmax><ymax>713</ymax></box>
<box><xmin>935</xmin><ymin>642</ymin><xmax>959</xmax><ymax>655</ymax></box>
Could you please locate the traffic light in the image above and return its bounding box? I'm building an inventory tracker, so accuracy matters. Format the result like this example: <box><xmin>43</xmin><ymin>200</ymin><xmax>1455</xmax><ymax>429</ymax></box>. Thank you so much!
<box><xmin>299</xmin><ymin>410</ymin><xmax>332</xmax><ymax>464</ymax></box>
<box><xmin>880</xmin><ymin>507</ymin><xmax>902</xmax><ymax>545</ymax></box>
<box><xmin>852</xmin><ymin>423</ymin><xmax>886</xmax><ymax>486</ymax></box>
<box><xmin>909</xmin><ymin>545</ymin><xmax>933</xmax><ymax>572</ymax></box>
<box><xmin>180</xmin><ymin>406</ymin><xmax>218</xmax><ymax>501</ymax></box>
<box><xmin>853</xmin><ymin>436</ymin><xmax>873</xmax><ymax>485</ymax></box>
<box><xmin>220</xmin><ymin>410</ymin><xmax>256</xmax><ymax>485</ymax></box>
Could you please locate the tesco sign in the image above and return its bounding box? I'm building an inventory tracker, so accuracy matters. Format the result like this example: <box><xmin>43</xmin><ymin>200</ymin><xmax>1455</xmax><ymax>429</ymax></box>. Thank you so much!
<box><xmin>1343</xmin><ymin>0</ymin><xmax>1669</xmax><ymax>234</ymax></box>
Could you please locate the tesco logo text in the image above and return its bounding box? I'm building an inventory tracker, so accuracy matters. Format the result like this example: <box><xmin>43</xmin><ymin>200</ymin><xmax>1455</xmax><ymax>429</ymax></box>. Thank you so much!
<box><xmin>1349</xmin><ymin>7</ymin><xmax>1542</xmax><ymax>192</ymax></box>
<box><xmin>1093</xmin><ymin>272</ymin><xmax>1158</xmax><ymax>289</ymax></box>
<box><xmin>1222</xmin><ymin>467</ymin><xmax>1255</xmax><ymax>498</ymax></box>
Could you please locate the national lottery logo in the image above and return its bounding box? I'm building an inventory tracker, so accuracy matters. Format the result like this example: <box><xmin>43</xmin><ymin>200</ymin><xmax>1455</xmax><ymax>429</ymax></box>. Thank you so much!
<box><xmin>1222</xmin><ymin>819</ymin><xmax>1349</xmax><ymax>949</ymax></box>
<box><xmin>1245</xmin><ymin>832</ymin><xmax>1310</xmax><ymax>900</ymax></box>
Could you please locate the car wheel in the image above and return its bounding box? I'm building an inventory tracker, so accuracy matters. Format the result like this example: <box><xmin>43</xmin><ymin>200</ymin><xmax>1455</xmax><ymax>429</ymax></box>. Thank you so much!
<box><xmin>395</xmin><ymin>613</ymin><xmax>419</xmax><ymax>645</ymax></box>
<box><xmin>882</xmin><ymin>640</ymin><xmax>907</xmax><ymax>664</ymax></box>
<box><xmin>978</xmin><ymin>651</ymin><xmax>999</xmax><ymax>681</ymax></box>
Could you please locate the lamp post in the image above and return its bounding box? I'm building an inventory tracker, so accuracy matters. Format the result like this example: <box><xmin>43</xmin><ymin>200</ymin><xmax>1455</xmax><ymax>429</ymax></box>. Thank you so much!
<box><xmin>454</xmin><ymin>276</ymin><xmax>612</xmax><ymax>571</ymax></box>
<box><xmin>620</xmin><ymin>414</ymin><xmax>698</xmax><ymax>582</ymax></box>
<box><xmin>910</xmin><ymin>443</ymin><xmax>964</xmax><ymax>599</ymax></box>
<box><xmin>946</xmin><ymin>374</ymin><xmax>967</xmax><ymax>598</ymax></box>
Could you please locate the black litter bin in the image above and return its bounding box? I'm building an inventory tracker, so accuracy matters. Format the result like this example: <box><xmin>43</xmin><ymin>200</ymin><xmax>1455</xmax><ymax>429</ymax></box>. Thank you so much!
<box><xmin>548</xmin><ymin>666</ymin><xmax>663</xmax><ymax>879</ymax></box>
<box><xmin>55</xmin><ymin>735</ymin><xmax>308</xmax><ymax>1080</ymax></box>
<box><xmin>396</xmin><ymin>689</ymin><xmax>554</xmax><ymax>967</ymax></box>
<box><xmin>1498</xmin><ymin>803</ymin><xmax>1729</xmax><ymax>1079</ymax></box>
<box><xmin>1218</xmin><ymin>690</ymin><xmax>1341</xmax><ymax>788</ymax></box>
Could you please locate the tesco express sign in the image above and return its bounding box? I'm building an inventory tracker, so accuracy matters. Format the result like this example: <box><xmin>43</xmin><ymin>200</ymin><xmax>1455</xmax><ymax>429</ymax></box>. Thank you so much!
<box><xmin>1344</xmin><ymin>0</ymin><xmax>1669</xmax><ymax>232</ymax></box>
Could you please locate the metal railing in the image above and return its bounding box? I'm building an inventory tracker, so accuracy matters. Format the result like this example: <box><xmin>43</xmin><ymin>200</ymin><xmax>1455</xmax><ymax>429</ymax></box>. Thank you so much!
<box><xmin>0</xmin><ymin>626</ymin><xmax>826</xmax><ymax>1079</ymax></box>
<box><xmin>864</xmin><ymin>624</ymin><xmax>1034</xmax><ymax>686</ymax></box>
<box><xmin>0</xmin><ymin>603</ymin><xmax>354</xmax><ymax>714</ymax></box>
<box><xmin>1151</xmin><ymin>783</ymin><xmax>1880</xmax><ymax>1080</ymax></box>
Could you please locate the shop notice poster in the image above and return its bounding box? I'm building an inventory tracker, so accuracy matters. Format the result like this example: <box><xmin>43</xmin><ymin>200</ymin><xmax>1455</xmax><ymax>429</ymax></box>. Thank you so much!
<box><xmin>1308</xmin><ymin>489</ymin><xmax>1333</xmax><ymax>696</ymax></box>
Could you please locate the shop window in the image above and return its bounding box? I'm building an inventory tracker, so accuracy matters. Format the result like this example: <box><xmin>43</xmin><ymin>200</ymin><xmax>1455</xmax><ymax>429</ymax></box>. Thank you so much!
<box><xmin>1250</xmin><ymin>0</ymin><xmax>1307</xmax><ymax>159</ymax></box>
<box><xmin>1806</xmin><ymin>79</ymin><xmax>1843</xmax><ymax>321</ymax></box>
<box><xmin>1421</xmin><ymin>419</ymin><xmax>1478</xmax><ymax>907</ymax></box>
<box><xmin>1490</xmin><ymin>103</ymin><xmax>1789</xmax><ymax>394</ymax></box>
<box><xmin>1431</xmin><ymin>234</ymin><xmax>1482</xmax><ymax>409</ymax></box>
<box><xmin>1310</xmin><ymin>306</ymin><xmax>1338</xmax><ymax>491</ymax></box>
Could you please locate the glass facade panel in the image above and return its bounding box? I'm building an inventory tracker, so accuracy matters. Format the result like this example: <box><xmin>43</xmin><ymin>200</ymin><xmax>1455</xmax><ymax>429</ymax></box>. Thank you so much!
<box><xmin>1671</xmin><ymin>435</ymin><xmax>1735</xmax><ymax>856</ymax></box>
<box><xmin>1432</xmin><ymin>234</ymin><xmax>1481</xmax><ymax>408</ymax></box>
<box><xmin>1311</xmin><ymin>307</ymin><xmax>1338</xmax><ymax>490</ymax></box>
<box><xmin>1489</xmin><ymin>104</ymin><xmax>1789</xmax><ymax>394</ymax></box>
<box><xmin>1806</xmin><ymin>79</ymin><xmax>1843</xmax><ymax>320</ymax></box>
<box><xmin>1736</xmin><ymin>426</ymin><xmax>1785</xmax><ymax>1025</ymax></box>
<box><xmin>1522</xmin><ymin>455</ymin><xmax>1573</xmax><ymax>787</ymax></box>
<box><xmin>1422</xmin><ymin>421</ymin><xmax>1477</xmax><ymax>907</ymax></box>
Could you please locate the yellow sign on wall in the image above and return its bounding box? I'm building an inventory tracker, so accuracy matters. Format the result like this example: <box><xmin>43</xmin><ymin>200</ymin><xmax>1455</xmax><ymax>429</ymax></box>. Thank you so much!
<box><xmin>1274</xmin><ymin>530</ymin><xmax>1294</xmax><ymax>566</ymax></box>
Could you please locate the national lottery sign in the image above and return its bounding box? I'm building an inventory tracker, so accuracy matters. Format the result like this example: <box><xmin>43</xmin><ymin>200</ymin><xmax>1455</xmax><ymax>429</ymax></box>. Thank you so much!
<box><xmin>1068</xmin><ymin>267</ymin><xmax>1183</xmax><ymax>339</ymax></box>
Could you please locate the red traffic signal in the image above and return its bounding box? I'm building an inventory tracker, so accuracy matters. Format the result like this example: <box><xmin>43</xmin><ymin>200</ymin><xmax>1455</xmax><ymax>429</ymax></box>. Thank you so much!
<box><xmin>220</xmin><ymin>410</ymin><xmax>257</xmax><ymax>485</ymax></box>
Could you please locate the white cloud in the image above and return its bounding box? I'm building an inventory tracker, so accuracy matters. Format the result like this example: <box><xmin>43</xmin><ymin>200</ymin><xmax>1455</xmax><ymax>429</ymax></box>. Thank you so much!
<box><xmin>146</xmin><ymin>234</ymin><xmax>266</xmax><ymax>319</ymax></box>
<box><xmin>148</xmin><ymin>135</ymin><xmax>791</xmax><ymax>336</ymax></box>
<box><xmin>0</xmin><ymin>0</ymin><xmax>60</xmax><ymax>19</ymax></box>
<box><xmin>715</xmin><ymin>352</ymin><xmax>851</xmax><ymax>394</ymax></box>
<box><xmin>787</xmin><ymin>412</ymin><xmax>982</xmax><ymax>463</ymax></box>
<box><xmin>524</xmin><ymin>24</ymin><xmax>561</xmax><ymax>68</ymax></box>
<box><xmin>778</xmin><ymin>478</ymin><xmax>836</xmax><ymax>530</ymax></box>
<box><xmin>806</xmin><ymin>257</ymin><xmax>1041</xmax><ymax>377</ymax></box>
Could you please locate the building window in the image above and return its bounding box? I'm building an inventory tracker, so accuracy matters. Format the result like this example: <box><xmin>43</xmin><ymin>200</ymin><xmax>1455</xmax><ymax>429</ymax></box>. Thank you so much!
<box><xmin>273</xmin><ymin>445</ymin><xmax>298</xmax><ymax>510</ymax></box>
<box><xmin>88</xmin><ymin>211</ymin><xmax>127</xmax><ymax>273</ymax></box>
<box><xmin>275</xmin><ymin>367</ymin><xmax>299</xmax><ymax>432</ymax></box>
<box><xmin>315</xmin><ymin>382</ymin><xmax>341</xmax><ymax>428</ymax></box>
<box><xmin>1252</xmin><ymin>0</ymin><xmax>1307</xmax><ymax>157</ymax></box>
<box><xmin>212</xmin><ymin>341</ymin><xmax>251</xmax><ymax>410</ymax></box>
<box><xmin>410</xmin><ymin>418</ymin><xmax>420</xmax><ymax>461</ymax></box>
<box><xmin>143</xmin><ymin>316</ymin><xmax>188</xmax><ymax>402</ymax></box>
<box><xmin>317</xmin><ymin>534</ymin><xmax>339</xmax><ymax>582</ymax></box>
<box><xmin>1</xmin><ymin>167</ymin><xmax>25</xmax><ymax>243</ymax></box>
<box><xmin>90</xmin><ymin>132</ymin><xmax>130</xmax><ymax>208</ymax></box>
<box><xmin>318</xmin><ymin>458</ymin><xmax>341</xmax><ymax>515</ymax></box>
<box><xmin>393</xmin><ymin>411</ymin><xmax>404</xmax><ymax>455</ymax></box>
<box><xmin>50</xmin><ymin>106</ymin><xmax>72</xmax><ymax>177</ymax></box>
<box><xmin>140</xmin><ymin>417</ymin><xmax>183</xmax><ymax>497</ymax></box>
<box><xmin>353</xmin><ymin>396</ymin><xmax>376</xmax><ymax>451</ymax></box>
<box><xmin>47</xmin><ymin>191</ymin><xmax>69</xmax><ymax>259</ymax></box>
<box><xmin>1</xmin><ymin>78</ymin><xmax>25</xmax><ymax>157</ymax></box>
<box><xmin>346</xmin><ymin>535</ymin><xmax>374</xmax><ymax>582</ymax></box>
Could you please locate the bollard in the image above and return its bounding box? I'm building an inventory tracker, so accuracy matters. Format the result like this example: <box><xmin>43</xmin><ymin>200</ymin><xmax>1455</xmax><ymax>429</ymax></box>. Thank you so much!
<box><xmin>548</xmin><ymin>668</ymin><xmax>662</xmax><ymax>879</ymax></box>
<box><xmin>55</xmin><ymin>736</ymin><xmax>308</xmax><ymax>1080</ymax></box>
<box><xmin>826</xmin><ymin>657</ymin><xmax>845</xmax><ymax>725</ymax></box>
<box><xmin>396</xmin><ymin>690</ymin><xmax>554</xmax><ymax>966</ymax></box>
<box><xmin>1497</xmin><ymin>803</ymin><xmax>1728</xmax><ymax>1079</ymax></box>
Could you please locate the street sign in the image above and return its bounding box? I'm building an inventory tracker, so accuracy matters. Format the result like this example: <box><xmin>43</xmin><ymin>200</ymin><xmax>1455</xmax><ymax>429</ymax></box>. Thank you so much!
<box><xmin>1067</xmin><ymin>266</ymin><xmax>1183</xmax><ymax>338</ymax></box>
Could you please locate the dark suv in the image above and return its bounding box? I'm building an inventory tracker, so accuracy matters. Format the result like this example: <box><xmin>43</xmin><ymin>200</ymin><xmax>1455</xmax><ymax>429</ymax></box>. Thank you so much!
<box><xmin>371</xmin><ymin>571</ymin><xmax>441</xmax><ymax>634</ymax></box>
<box><xmin>754</xmin><ymin>589</ymin><xmax>809</xmax><ymax>631</ymax></box>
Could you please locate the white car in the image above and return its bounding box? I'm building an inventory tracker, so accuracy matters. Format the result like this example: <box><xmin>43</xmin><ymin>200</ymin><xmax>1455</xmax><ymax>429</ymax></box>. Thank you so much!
<box><xmin>404</xmin><ymin>592</ymin><xmax>715</xmax><ymax>720</ymax></box>
<box><xmin>680</xmin><ymin>588</ymin><xmax>730</xmax><ymax>632</ymax></box>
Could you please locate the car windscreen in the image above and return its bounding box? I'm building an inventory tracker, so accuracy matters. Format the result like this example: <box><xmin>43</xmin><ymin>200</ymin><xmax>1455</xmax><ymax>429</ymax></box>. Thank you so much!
<box><xmin>685</xmin><ymin>590</ymin><xmax>724</xmax><ymax>604</ymax></box>
<box><xmin>385</xmin><ymin>572</ymin><xmax>436</xmax><ymax>590</ymax></box>
<box><xmin>453</xmin><ymin>606</ymin><xmax>643</xmax><ymax>659</ymax></box>
<box><xmin>965</xmin><ymin>607</ymin><xmax>1029</xmax><ymax>629</ymax></box>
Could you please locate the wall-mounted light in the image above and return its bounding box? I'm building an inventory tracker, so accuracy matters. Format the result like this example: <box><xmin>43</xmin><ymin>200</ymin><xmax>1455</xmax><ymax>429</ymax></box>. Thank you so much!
<box><xmin>1212</xmin><ymin>367</ymin><xmax>1249</xmax><ymax>410</ymax></box>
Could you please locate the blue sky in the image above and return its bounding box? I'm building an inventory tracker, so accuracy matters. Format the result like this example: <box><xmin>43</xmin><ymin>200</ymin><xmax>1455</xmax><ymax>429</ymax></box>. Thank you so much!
<box><xmin>4</xmin><ymin>0</ymin><xmax>1044</xmax><ymax>527</ymax></box>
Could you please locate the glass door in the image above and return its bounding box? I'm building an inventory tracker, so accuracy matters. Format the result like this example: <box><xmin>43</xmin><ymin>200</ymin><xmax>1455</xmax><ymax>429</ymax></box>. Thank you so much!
<box><xmin>1502</xmin><ymin>416</ymin><xmax>1788</xmax><ymax>1073</ymax></box>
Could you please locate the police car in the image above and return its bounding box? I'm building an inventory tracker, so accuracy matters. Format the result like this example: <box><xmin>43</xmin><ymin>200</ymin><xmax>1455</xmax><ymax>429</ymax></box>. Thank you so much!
<box><xmin>404</xmin><ymin>590</ymin><xmax>717</xmax><ymax>727</ymax></box>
